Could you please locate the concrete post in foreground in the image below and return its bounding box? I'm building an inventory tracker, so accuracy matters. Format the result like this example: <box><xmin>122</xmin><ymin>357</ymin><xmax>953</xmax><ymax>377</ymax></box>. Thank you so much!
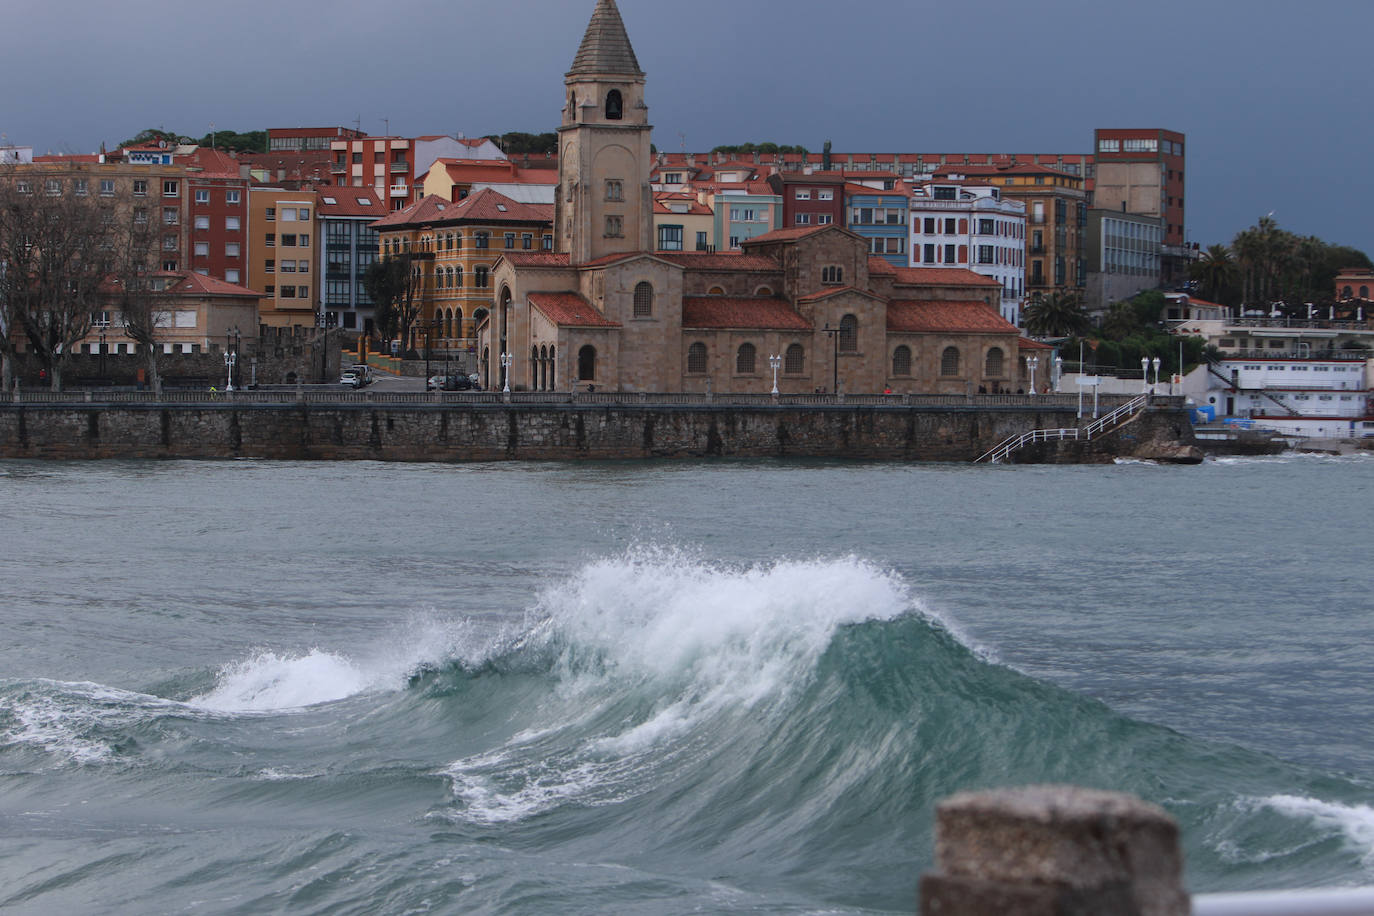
<box><xmin>919</xmin><ymin>785</ymin><xmax>1188</xmax><ymax>916</ymax></box>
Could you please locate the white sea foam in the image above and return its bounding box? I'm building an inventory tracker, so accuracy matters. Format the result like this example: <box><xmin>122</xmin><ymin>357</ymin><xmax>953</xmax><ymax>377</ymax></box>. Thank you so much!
<box><xmin>0</xmin><ymin>680</ymin><xmax>180</xmax><ymax>766</ymax></box>
<box><xmin>1259</xmin><ymin>795</ymin><xmax>1374</xmax><ymax>866</ymax></box>
<box><xmin>188</xmin><ymin>615</ymin><xmax>507</xmax><ymax>713</ymax></box>
<box><xmin>443</xmin><ymin>550</ymin><xmax>927</xmax><ymax>823</ymax></box>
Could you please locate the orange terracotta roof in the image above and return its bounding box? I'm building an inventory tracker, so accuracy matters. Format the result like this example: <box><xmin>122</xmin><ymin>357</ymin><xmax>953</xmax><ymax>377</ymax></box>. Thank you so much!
<box><xmin>502</xmin><ymin>251</ymin><xmax>571</xmax><ymax>268</ymax></box>
<box><xmin>316</xmin><ymin>189</ymin><xmax>389</xmax><ymax>218</ymax></box>
<box><xmin>867</xmin><ymin>256</ymin><xmax>898</xmax><ymax>276</ymax></box>
<box><xmin>528</xmin><ymin>292</ymin><xmax>620</xmax><ymax>328</ymax></box>
<box><xmin>145</xmin><ymin>271</ymin><xmax>261</xmax><ymax>298</ymax></box>
<box><xmin>890</xmin><ymin>266</ymin><xmax>1001</xmax><ymax>287</ymax></box>
<box><xmin>443</xmin><ymin>188</ymin><xmax>552</xmax><ymax>223</ymax></box>
<box><xmin>887</xmin><ymin>300</ymin><xmax>1017</xmax><ymax>334</ymax></box>
<box><xmin>1019</xmin><ymin>337</ymin><xmax>1054</xmax><ymax>350</ymax></box>
<box><xmin>658</xmin><ymin>252</ymin><xmax>781</xmax><ymax>271</ymax></box>
<box><xmin>682</xmin><ymin>297</ymin><xmax>811</xmax><ymax>331</ymax></box>
<box><xmin>181</xmin><ymin>148</ymin><xmax>242</xmax><ymax>180</ymax></box>
<box><xmin>371</xmin><ymin>194</ymin><xmax>452</xmax><ymax>228</ymax></box>
<box><xmin>740</xmin><ymin>225</ymin><xmax>831</xmax><ymax>245</ymax></box>
<box><xmin>652</xmin><ymin>193</ymin><xmax>713</xmax><ymax>216</ymax></box>
<box><xmin>797</xmin><ymin>286</ymin><xmax>884</xmax><ymax>304</ymax></box>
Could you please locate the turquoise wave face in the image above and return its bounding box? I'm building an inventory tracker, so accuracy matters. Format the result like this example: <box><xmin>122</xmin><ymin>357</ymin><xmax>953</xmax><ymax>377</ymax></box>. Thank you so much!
<box><xmin>3</xmin><ymin>549</ymin><xmax>1372</xmax><ymax>913</ymax></box>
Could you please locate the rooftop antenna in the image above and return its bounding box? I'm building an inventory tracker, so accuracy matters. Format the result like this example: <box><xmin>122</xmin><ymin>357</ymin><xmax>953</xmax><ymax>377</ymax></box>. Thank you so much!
<box><xmin>678</xmin><ymin>131</ymin><xmax>686</xmax><ymax>154</ymax></box>
<box><xmin>209</xmin><ymin>121</ymin><xmax>216</xmax><ymax>151</ymax></box>
<box><xmin>354</xmin><ymin>115</ymin><xmax>362</xmax><ymax>134</ymax></box>
<box><xmin>382</xmin><ymin>118</ymin><xmax>390</xmax><ymax>136</ymax></box>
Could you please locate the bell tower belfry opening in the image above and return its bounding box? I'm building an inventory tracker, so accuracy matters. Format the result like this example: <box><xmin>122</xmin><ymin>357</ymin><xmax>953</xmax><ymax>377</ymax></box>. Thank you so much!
<box><xmin>556</xmin><ymin>0</ymin><xmax>654</xmax><ymax>265</ymax></box>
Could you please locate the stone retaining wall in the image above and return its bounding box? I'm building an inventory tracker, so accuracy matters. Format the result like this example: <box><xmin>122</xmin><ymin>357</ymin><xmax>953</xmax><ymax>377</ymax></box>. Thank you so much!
<box><xmin>0</xmin><ymin>402</ymin><xmax>1197</xmax><ymax>463</ymax></box>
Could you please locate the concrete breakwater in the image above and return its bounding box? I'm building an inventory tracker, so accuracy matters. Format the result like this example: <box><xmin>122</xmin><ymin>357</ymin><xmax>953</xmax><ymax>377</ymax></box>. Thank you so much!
<box><xmin>0</xmin><ymin>395</ymin><xmax>1197</xmax><ymax>463</ymax></box>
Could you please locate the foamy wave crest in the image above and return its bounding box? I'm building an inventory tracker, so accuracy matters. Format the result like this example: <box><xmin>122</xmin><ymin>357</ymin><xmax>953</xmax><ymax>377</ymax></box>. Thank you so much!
<box><xmin>1260</xmin><ymin>795</ymin><xmax>1374</xmax><ymax>866</ymax></box>
<box><xmin>0</xmin><ymin>680</ymin><xmax>181</xmax><ymax>766</ymax></box>
<box><xmin>441</xmin><ymin>550</ymin><xmax>928</xmax><ymax>823</ymax></box>
<box><xmin>191</xmin><ymin>616</ymin><xmax>506</xmax><ymax>713</ymax></box>
<box><xmin>541</xmin><ymin>548</ymin><xmax>915</xmax><ymax>701</ymax></box>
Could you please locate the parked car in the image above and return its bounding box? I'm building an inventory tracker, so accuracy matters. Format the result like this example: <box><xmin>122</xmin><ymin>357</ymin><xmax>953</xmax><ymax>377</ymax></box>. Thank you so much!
<box><xmin>348</xmin><ymin>364</ymin><xmax>373</xmax><ymax>386</ymax></box>
<box><xmin>339</xmin><ymin>370</ymin><xmax>363</xmax><ymax>388</ymax></box>
<box><xmin>427</xmin><ymin>374</ymin><xmax>475</xmax><ymax>391</ymax></box>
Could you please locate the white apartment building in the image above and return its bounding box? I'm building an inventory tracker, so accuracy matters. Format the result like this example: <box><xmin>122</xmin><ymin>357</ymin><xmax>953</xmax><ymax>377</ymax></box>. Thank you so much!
<box><xmin>909</xmin><ymin>183</ymin><xmax>1026</xmax><ymax>325</ymax></box>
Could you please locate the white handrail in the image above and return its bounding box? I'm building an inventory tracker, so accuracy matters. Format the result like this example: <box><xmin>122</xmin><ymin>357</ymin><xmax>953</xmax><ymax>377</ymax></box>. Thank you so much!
<box><xmin>977</xmin><ymin>395</ymin><xmax>1150</xmax><ymax>463</ymax></box>
<box><xmin>1193</xmin><ymin>887</ymin><xmax>1374</xmax><ymax>915</ymax></box>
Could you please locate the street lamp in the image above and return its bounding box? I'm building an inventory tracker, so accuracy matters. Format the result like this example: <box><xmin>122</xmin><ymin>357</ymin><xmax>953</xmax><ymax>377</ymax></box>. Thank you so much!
<box><xmin>500</xmin><ymin>351</ymin><xmax>512</xmax><ymax>394</ymax></box>
<box><xmin>1141</xmin><ymin>356</ymin><xmax>1150</xmax><ymax>394</ymax></box>
<box><xmin>1028</xmin><ymin>356</ymin><xmax>1038</xmax><ymax>396</ymax></box>
<box><xmin>769</xmin><ymin>353</ymin><xmax>781</xmax><ymax>397</ymax></box>
<box><xmin>1054</xmin><ymin>355</ymin><xmax>1063</xmax><ymax>393</ymax></box>
<box><xmin>1151</xmin><ymin>357</ymin><xmax>1162</xmax><ymax>394</ymax></box>
<box><xmin>223</xmin><ymin>347</ymin><xmax>237</xmax><ymax>392</ymax></box>
<box><xmin>98</xmin><ymin>329</ymin><xmax>107</xmax><ymax>379</ymax></box>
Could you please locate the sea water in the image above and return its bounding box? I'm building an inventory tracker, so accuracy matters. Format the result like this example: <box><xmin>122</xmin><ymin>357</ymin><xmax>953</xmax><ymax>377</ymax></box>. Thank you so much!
<box><xmin>0</xmin><ymin>454</ymin><xmax>1371</xmax><ymax>913</ymax></box>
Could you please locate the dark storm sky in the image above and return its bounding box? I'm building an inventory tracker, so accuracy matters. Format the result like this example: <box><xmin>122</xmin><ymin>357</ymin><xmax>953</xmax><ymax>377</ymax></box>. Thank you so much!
<box><xmin>4</xmin><ymin>0</ymin><xmax>1370</xmax><ymax>253</ymax></box>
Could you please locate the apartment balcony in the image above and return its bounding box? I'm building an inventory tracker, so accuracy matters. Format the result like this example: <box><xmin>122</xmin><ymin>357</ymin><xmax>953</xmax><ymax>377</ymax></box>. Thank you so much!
<box><xmin>390</xmin><ymin>162</ymin><xmax>409</xmax><ymax>174</ymax></box>
<box><xmin>330</xmin><ymin>162</ymin><xmax>347</xmax><ymax>174</ymax></box>
<box><xmin>389</xmin><ymin>184</ymin><xmax>409</xmax><ymax>197</ymax></box>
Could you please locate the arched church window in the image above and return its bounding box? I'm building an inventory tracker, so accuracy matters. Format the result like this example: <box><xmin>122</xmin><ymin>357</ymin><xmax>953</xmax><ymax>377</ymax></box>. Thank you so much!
<box><xmin>892</xmin><ymin>345</ymin><xmax>912</xmax><ymax>377</ymax></box>
<box><xmin>736</xmin><ymin>343</ymin><xmax>757</xmax><ymax>375</ymax></box>
<box><xmin>708</xmin><ymin>286</ymin><xmax>725</xmax><ymax>296</ymax></box>
<box><xmin>687</xmin><ymin>342</ymin><xmax>707</xmax><ymax>374</ymax></box>
<box><xmin>633</xmin><ymin>282</ymin><xmax>654</xmax><ymax>317</ymax></box>
<box><xmin>578</xmin><ymin>345</ymin><xmax>597</xmax><ymax>381</ymax></box>
<box><xmin>784</xmin><ymin>344</ymin><xmax>804</xmax><ymax>374</ymax></box>
<box><xmin>839</xmin><ymin>314</ymin><xmax>858</xmax><ymax>352</ymax></box>
<box><xmin>986</xmin><ymin>347</ymin><xmax>1004</xmax><ymax>377</ymax></box>
<box><xmin>941</xmin><ymin>346</ymin><xmax>961</xmax><ymax>377</ymax></box>
<box><xmin>606</xmin><ymin>90</ymin><xmax>624</xmax><ymax>121</ymax></box>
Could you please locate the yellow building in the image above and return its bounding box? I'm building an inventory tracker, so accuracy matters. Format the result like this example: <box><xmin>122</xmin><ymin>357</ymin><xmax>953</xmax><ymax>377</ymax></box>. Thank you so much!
<box><xmin>652</xmin><ymin>192</ymin><xmax>715</xmax><ymax>253</ymax></box>
<box><xmin>371</xmin><ymin>190</ymin><xmax>553</xmax><ymax>349</ymax></box>
<box><xmin>247</xmin><ymin>186</ymin><xmax>319</xmax><ymax>327</ymax></box>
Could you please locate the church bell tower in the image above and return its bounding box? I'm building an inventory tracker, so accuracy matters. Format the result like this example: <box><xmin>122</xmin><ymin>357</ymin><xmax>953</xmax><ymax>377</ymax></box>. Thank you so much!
<box><xmin>556</xmin><ymin>0</ymin><xmax>654</xmax><ymax>265</ymax></box>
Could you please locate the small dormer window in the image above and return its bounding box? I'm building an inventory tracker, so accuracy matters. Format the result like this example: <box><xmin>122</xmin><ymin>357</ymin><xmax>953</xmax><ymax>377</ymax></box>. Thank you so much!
<box><xmin>606</xmin><ymin>90</ymin><xmax>624</xmax><ymax>120</ymax></box>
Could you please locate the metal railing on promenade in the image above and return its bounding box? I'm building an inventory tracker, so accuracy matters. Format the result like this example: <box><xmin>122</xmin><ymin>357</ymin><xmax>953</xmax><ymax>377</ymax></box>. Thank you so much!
<box><xmin>975</xmin><ymin>394</ymin><xmax>1150</xmax><ymax>463</ymax></box>
<box><xmin>5</xmin><ymin>388</ymin><xmax>1160</xmax><ymax>411</ymax></box>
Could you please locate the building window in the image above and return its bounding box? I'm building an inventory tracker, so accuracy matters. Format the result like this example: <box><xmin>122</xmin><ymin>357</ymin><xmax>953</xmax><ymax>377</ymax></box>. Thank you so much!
<box><xmin>454</xmin><ymin>266</ymin><xmax>463</xmax><ymax>287</ymax></box>
<box><xmin>941</xmin><ymin>346</ymin><xmax>960</xmax><ymax>376</ymax></box>
<box><xmin>657</xmin><ymin>225</ymin><xmax>683</xmax><ymax>251</ymax></box>
<box><xmin>892</xmin><ymin>345</ymin><xmax>912</xmax><ymax>377</ymax></box>
<box><xmin>195</xmin><ymin>190</ymin><xmax>210</xmax><ymax>204</ymax></box>
<box><xmin>474</xmin><ymin>266</ymin><xmax>489</xmax><ymax>288</ymax></box>
<box><xmin>578</xmin><ymin>345</ymin><xmax>597</xmax><ymax>381</ymax></box>
<box><xmin>736</xmin><ymin>343</ymin><xmax>757</xmax><ymax>375</ymax></box>
<box><xmin>225</xmin><ymin>269</ymin><xmax>240</xmax><ymax>283</ymax></box>
<box><xmin>822</xmin><ymin>266</ymin><xmax>843</xmax><ymax>285</ymax></box>
<box><xmin>818</xmin><ymin>189</ymin><xmax>834</xmax><ymax>201</ymax></box>
<box><xmin>163</xmin><ymin>180</ymin><xmax>179</xmax><ymax>197</ymax></box>
<box><xmin>605</xmin><ymin>215</ymin><xmax>623</xmax><ymax>237</ymax></box>
<box><xmin>633</xmin><ymin>282</ymin><xmax>654</xmax><ymax>317</ymax></box>
<box><xmin>606</xmin><ymin>89</ymin><xmax>623</xmax><ymax>120</ymax></box>
<box><xmin>985</xmin><ymin>347</ymin><xmax>1004</xmax><ymax>377</ymax></box>
<box><xmin>687</xmin><ymin>342</ymin><xmax>708</xmax><ymax>374</ymax></box>
<box><xmin>130</xmin><ymin>179</ymin><xmax>147</xmax><ymax>197</ymax></box>
<box><xmin>504</xmin><ymin>233</ymin><xmax>516</xmax><ymax>249</ymax></box>
<box><xmin>194</xmin><ymin>242</ymin><xmax>209</xmax><ymax>257</ymax></box>
<box><xmin>99</xmin><ymin>179</ymin><xmax>115</xmax><ymax>196</ymax></box>
<box><xmin>818</xmin><ymin>214</ymin><xmax>833</xmax><ymax>225</ymax></box>
<box><xmin>795</xmin><ymin>190</ymin><xmax>811</xmax><ymax>200</ymax></box>
<box><xmin>605</xmin><ymin>179</ymin><xmax>623</xmax><ymax>201</ymax></box>
<box><xmin>73</xmin><ymin>179</ymin><xmax>88</xmax><ymax>196</ymax></box>
<box><xmin>227</xmin><ymin>190</ymin><xmax>241</xmax><ymax>204</ymax></box>
<box><xmin>784</xmin><ymin>343</ymin><xmax>805</xmax><ymax>374</ymax></box>
<box><xmin>522</xmin><ymin>233</ymin><xmax>533</xmax><ymax>250</ymax></box>
<box><xmin>795</xmin><ymin>213</ymin><xmax>811</xmax><ymax>226</ymax></box>
<box><xmin>193</xmin><ymin>215</ymin><xmax>209</xmax><ymax>230</ymax></box>
<box><xmin>163</xmin><ymin>208</ymin><xmax>179</xmax><ymax>225</ymax></box>
<box><xmin>696</xmin><ymin>231</ymin><xmax>709</xmax><ymax>251</ymax></box>
<box><xmin>226</xmin><ymin>242</ymin><xmax>240</xmax><ymax>258</ymax></box>
<box><xmin>475</xmin><ymin>231</ymin><xmax>489</xmax><ymax>249</ymax></box>
<box><xmin>839</xmin><ymin>314</ymin><xmax>857</xmax><ymax>352</ymax></box>
<box><xmin>226</xmin><ymin>216</ymin><xmax>240</xmax><ymax>231</ymax></box>
<box><xmin>542</xmin><ymin>234</ymin><xmax>553</xmax><ymax>250</ymax></box>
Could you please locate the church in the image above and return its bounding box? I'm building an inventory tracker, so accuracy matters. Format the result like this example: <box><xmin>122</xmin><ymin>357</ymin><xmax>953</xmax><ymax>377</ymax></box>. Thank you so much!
<box><xmin>477</xmin><ymin>0</ymin><xmax>1027</xmax><ymax>396</ymax></box>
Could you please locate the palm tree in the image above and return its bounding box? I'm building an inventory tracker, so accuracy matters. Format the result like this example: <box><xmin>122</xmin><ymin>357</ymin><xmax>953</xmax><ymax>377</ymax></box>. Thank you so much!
<box><xmin>1190</xmin><ymin>244</ymin><xmax>1239</xmax><ymax>308</ymax></box>
<box><xmin>1022</xmin><ymin>291</ymin><xmax>1089</xmax><ymax>337</ymax></box>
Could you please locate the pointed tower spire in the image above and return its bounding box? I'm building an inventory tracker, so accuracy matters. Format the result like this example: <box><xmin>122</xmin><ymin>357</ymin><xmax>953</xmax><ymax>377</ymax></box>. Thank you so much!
<box><xmin>568</xmin><ymin>0</ymin><xmax>642</xmax><ymax>77</ymax></box>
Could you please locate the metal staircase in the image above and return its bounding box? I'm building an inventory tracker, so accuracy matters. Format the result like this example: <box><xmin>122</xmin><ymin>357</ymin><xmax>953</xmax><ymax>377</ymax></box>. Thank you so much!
<box><xmin>975</xmin><ymin>395</ymin><xmax>1150</xmax><ymax>463</ymax></box>
<box><xmin>1206</xmin><ymin>358</ymin><xmax>1300</xmax><ymax>417</ymax></box>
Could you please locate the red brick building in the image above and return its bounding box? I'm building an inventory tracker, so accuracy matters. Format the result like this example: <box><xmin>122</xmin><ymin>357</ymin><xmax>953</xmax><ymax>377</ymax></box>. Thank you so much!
<box><xmin>767</xmin><ymin>172</ymin><xmax>846</xmax><ymax>231</ymax></box>
<box><xmin>181</xmin><ymin>149</ymin><xmax>249</xmax><ymax>286</ymax></box>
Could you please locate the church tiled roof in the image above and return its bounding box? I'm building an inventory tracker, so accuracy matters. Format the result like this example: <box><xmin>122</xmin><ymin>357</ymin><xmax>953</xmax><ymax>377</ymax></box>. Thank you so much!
<box><xmin>568</xmin><ymin>0</ymin><xmax>642</xmax><ymax>77</ymax></box>
<box><xmin>887</xmin><ymin>300</ymin><xmax>1018</xmax><ymax>334</ymax></box>
<box><xmin>682</xmin><ymin>297</ymin><xmax>812</xmax><ymax>331</ymax></box>
<box><xmin>529</xmin><ymin>293</ymin><xmax>621</xmax><ymax>328</ymax></box>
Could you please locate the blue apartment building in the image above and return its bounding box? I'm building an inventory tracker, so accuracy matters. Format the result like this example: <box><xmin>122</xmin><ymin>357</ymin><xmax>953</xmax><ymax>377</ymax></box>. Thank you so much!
<box><xmin>845</xmin><ymin>186</ymin><xmax>910</xmax><ymax>266</ymax></box>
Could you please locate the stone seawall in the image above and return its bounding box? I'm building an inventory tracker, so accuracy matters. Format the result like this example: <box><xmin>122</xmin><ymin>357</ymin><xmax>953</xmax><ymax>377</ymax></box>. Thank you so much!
<box><xmin>0</xmin><ymin>402</ymin><xmax>1197</xmax><ymax>463</ymax></box>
